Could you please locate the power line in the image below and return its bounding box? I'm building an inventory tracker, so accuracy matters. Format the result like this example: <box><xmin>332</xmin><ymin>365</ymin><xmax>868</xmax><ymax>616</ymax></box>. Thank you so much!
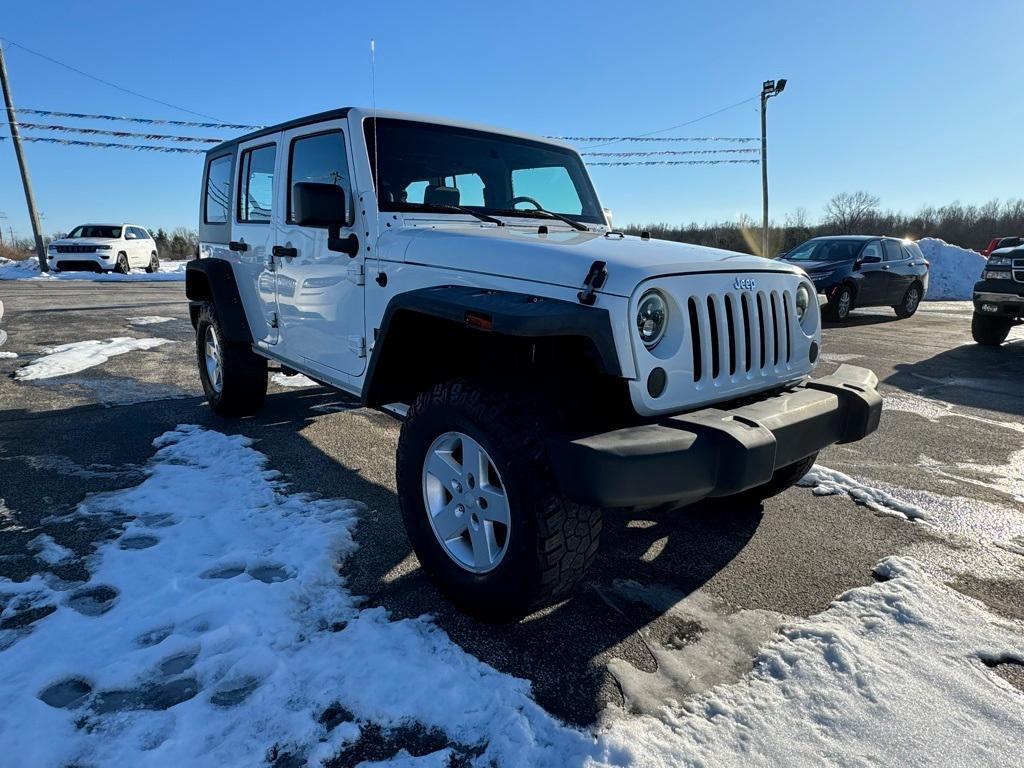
<box><xmin>0</xmin><ymin>36</ymin><xmax>226</xmax><ymax>122</ymax></box>
<box><xmin>585</xmin><ymin>158</ymin><xmax>759</xmax><ymax>167</ymax></box>
<box><xmin>9</xmin><ymin>122</ymin><xmax>220</xmax><ymax>143</ymax></box>
<box><xmin>0</xmin><ymin>135</ymin><xmax>204</xmax><ymax>154</ymax></box>
<box><xmin>14</xmin><ymin>107</ymin><xmax>260</xmax><ymax>130</ymax></box>
<box><xmin>558</xmin><ymin>135</ymin><xmax>759</xmax><ymax>143</ymax></box>
<box><xmin>575</xmin><ymin>95</ymin><xmax>759</xmax><ymax>150</ymax></box>
<box><xmin>581</xmin><ymin>148</ymin><xmax>759</xmax><ymax>157</ymax></box>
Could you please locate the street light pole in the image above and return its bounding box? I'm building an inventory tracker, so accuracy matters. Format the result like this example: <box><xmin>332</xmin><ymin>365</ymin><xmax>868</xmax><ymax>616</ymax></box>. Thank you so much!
<box><xmin>0</xmin><ymin>41</ymin><xmax>47</xmax><ymax>270</ymax></box>
<box><xmin>760</xmin><ymin>78</ymin><xmax>786</xmax><ymax>258</ymax></box>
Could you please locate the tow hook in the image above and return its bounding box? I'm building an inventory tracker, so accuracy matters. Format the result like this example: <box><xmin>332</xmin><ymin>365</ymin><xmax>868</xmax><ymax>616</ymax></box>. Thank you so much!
<box><xmin>578</xmin><ymin>260</ymin><xmax>607</xmax><ymax>306</ymax></box>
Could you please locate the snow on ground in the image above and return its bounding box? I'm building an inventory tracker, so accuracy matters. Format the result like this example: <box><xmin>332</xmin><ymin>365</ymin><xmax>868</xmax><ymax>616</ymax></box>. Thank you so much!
<box><xmin>27</xmin><ymin>534</ymin><xmax>74</xmax><ymax>566</ymax></box>
<box><xmin>15</xmin><ymin>338</ymin><xmax>175</xmax><ymax>381</ymax></box>
<box><xmin>0</xmin><ymin>351</ymin><xmax>17</xmax><ymax>359</ymax></box>
<box><xmin>271</xmin><ymin>372</ymin><xmax>319</xmax><ymax>388</ymax></box>
<box><xmin>0</xmin><ymin>257</ymin><xmax>187</xmax><ymax>282</ymax></box>
<box><xmin>917</xmin><ymin>238</ymin><xmax>986</xmax><ymax>300</ymax></box>
<box><xmin>798</xmin><ymin>464</ymin><xmax>931</xmax><ymax>522</ymax></box>
<box><xmin>127</xmin><ymin>316</ymin><xmax>175</xmax><ymax>326</ymax></box>
<box><xmin>1</xmin><ymin>426</ymin><xmax>1022</xmax><ymax>766</ymax></box>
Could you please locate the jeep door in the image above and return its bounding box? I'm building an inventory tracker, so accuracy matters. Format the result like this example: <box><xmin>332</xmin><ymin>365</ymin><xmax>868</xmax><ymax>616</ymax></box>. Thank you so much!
<box><xmin>232</xmin><ymin>136</ymin><xmax>282</xmax><ymax>345</ymax></box>
<box><xmin>274</xmin><ymin>121</ymin><xmax>365</xmax><ymax>377</ymax></box>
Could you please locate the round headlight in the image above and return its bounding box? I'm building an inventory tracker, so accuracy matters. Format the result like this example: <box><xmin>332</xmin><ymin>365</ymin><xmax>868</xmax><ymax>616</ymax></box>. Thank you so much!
<box><xmin>795</xmin><ymin>284</ymin><xmax>811</xmax><ymax>322</ymax></box>
<box><xmin>637</xmin><ymin>290</ymin><xmax>668</xmax><ymax>348</ymax></box>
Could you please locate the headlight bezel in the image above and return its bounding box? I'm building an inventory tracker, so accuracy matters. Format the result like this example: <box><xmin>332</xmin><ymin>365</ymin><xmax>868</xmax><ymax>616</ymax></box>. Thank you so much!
<box><xmin>795</xmin><ymin>283</ymin><xmax>811</xmax><ymax>322</ymax></box>
<box><xmin>987</xmin><ymin>256</ymin><xmax>1012</xmax><ymax>267</ymax></box>
<box><xmin>636</xmin><ymin>289</ymin><xmax>669</xmax><ymax>349</ymax></box>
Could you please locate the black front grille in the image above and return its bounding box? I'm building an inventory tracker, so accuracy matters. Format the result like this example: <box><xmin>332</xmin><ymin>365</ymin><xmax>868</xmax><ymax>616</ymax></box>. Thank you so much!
<box><xmin>1014</xmin><ymin>258</ymin><xmax>1024</xmax><ymax>283</ymax></box>
<box><xmin>56</xmin><ymin>244</ymin><xmax>99</xmax><ymax>254</ymax></box>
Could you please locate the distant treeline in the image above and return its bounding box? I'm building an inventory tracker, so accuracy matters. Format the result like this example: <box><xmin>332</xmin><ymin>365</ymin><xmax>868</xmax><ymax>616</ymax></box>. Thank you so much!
<box><xmin>625</xmin><ymin>193</ymin><xmax>1024</xmax><ymax>255</ymax></box>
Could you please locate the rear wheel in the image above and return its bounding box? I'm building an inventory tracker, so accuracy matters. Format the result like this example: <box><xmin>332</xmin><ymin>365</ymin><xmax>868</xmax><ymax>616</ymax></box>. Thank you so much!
<box><xmin>195</xmin><ymin>303</ymin><xmax>267</xmax><ymax>416</ymax></box>
<box><xmin>972</xmin><ymin>312</ymin><xmax>1012</xmax><ymax>346</ymax></box>
<box><xmin>396</xmin><ymin>379</ymin><xmax>602</xmax><ymax>621</ymax></box>
<box><xmin>894</xmin><ymin>284</ymin><xmax>922</xmax><ymax>318</ymax></box>
<box><xmin>145</xmin><ymin>252</ymin><xmax>160</xmax><ymax>274</ymax></box>
<box><xmin>824</xmin><ymin>286</ymin><xmax>853</xmax><ymax>322</ymax></box>
<box><xmin>114</xmin><ymin>253</ymin><xmax>130</xmax><ymax>274</ymax></box>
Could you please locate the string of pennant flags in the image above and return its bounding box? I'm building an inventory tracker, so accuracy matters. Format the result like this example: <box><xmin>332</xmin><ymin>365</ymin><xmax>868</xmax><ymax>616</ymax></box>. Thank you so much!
<box><xmin>10</xmin><ymin>122</ymin><xmax>221</xmax><ymax>143</ymax></box>
<box><xmin>0</xmin><ymin>135</ymin><xmax>204</xmax><ymax>153</ymax></box>
<box><xmin>581</xmin><ymin>148</ymin><xmax>759</xmax><ymax>157</ymax></box>
<box><xmin>586</xmin><ymin>158</ymin><xmax>759</xmax><ymax>167</ymax></box>
<box><xmin>554</xmin><ymin>135</ymin><xmax>759</xmax><ymax>143</ymax></box>
<box><xmin>13</xmin><ymin>107</ymin><xmax>261</xmax><ymax>130</ymax></box>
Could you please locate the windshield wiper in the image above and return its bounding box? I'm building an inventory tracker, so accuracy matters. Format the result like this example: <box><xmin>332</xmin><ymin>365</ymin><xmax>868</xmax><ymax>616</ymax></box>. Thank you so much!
<box><xmin>495</xmin><ymin>207</ymin><xmax>589</xmax><ymax>232</ymax></box>
<box><xmin>415</xmin><ymin>203</ymin><xmax>505</xmax><ymax>226</ymax></box>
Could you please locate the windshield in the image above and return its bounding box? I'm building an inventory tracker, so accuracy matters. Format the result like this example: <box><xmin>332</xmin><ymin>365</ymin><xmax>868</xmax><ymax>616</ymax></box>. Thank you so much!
<box><xmin>785</xmin><ymin>239</ymin><xmax>867</xmax><ymax>262</ymax></box>
<box><xmin>364</xmin><ymin>118</ymin><xmax>605</xmax><ymax>225</ymax></box>
<box><xmin>68</xmin><ymin>225</ymin><xmax>121</xmax><ymax>239</ymax></box>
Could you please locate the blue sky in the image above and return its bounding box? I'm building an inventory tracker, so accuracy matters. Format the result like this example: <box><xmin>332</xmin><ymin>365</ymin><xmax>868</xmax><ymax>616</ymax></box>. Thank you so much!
<box><xmin>1</xmin><ymin>0</ymin><xmax>1022</xmax><ymax>238</ymax></box>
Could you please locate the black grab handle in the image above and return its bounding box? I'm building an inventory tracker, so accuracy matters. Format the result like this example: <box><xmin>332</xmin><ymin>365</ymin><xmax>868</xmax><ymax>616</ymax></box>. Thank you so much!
<box><xmin>228</xmin><ymin>240</ymin><xmax>248</xmax><ymax>252</ymax></box>
<box><xmin>272</xmin><ymin>245</ymin><xmax>298</xmax><ymax>258</ymax></box>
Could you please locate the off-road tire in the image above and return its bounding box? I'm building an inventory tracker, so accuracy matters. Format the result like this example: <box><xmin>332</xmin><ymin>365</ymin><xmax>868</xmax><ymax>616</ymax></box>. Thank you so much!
<box><xmin>824</xmin><ymin>285</ymin><xmax>853</xmax><ymax>322</ymax></box>
<box><xmin>114</xmin><ymin>252</ymin><xmax>130</xmax><ymax>274</ymax></box>
<box><xmin>396</xmin><ymin>378</ymin><xmax>602</xmax><ymax>621</ymax></box>
<box><xmin>145</xmin><ymin>252</ymin><xmax>160</xmax><ymax>274</ymax></box>
<box><xmin>195</xmin><ymin>302</ymin><xmax>267</xmax><ymax>416</ymax></box>
<box><xmin>725</xmin><ymin>452</ymin><xmax>818</xmax><ymax>508</ymax></box>
<box><xmin>894</xmin><ymin>283</ymin><xmax>922</xmax><ymax>318</ymax></box>
<box><xmin>972</xmin><ymin>312</ymin><xmax>1012</xmax><ymax>346</ymax></box>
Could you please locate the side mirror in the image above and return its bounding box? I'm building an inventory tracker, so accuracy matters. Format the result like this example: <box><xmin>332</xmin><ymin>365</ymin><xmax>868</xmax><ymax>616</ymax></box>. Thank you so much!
<box><xmin>292</xmin><ymin>182</ymin><xmax>359</xmax><ymax>257</ymax></box>
<box><xmin>860</xmin><ymin>253</ymin><xmax>882</xmax><ymax>265</ymax></box>
<box><xmin>125</xmin><ymin>232</ymin><xmax>137</xmax><ymax>240</ymax></box>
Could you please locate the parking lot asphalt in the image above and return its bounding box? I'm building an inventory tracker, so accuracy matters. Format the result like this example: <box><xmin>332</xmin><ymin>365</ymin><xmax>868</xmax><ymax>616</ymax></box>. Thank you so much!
<box><xmin>1</xmin><ymin>280</ymin><xmax>1022</xmax><ymax>726</ymax></box>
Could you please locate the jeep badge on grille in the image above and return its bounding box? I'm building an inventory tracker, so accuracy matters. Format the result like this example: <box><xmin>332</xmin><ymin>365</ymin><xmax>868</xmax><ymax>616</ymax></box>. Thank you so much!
<box><xmin>734</xmin><ymin>277</ymin><xmax>757</xmax><ymax>291</ymax></box>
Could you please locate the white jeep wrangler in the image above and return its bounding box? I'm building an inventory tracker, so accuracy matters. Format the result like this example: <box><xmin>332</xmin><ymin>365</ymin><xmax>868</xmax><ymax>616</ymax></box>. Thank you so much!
<box><xmin>186</xmin><ymin>108</ymin><xmax>881</xmax><ymax>619</ymax></box>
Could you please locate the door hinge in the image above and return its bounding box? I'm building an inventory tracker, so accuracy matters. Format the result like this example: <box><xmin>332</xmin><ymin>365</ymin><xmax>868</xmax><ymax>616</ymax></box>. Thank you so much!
<box><xmin>348</xmin><ymin>335</ymin><xmax>366</xmax><ymax>357</ymax></box>
<box><xmin>347</xmin><ymin>262</ymin><xmax>365</xmax><ymax>286</ymax></box>
<box><xmin>270</xmin><ymin>312</ymin><xmax>279</xmax><ymax>329</ymax></box>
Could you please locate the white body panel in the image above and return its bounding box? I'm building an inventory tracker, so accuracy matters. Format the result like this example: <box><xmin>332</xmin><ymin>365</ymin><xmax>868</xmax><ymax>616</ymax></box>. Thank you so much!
<box><xmin>202</xmin><ymin>108</ymin><xmax>821</xmax><ymax>415</ymax></box>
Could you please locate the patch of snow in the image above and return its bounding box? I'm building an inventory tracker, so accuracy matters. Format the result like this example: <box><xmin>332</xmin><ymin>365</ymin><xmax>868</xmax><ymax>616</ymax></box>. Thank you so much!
<box><xmin>127</xmin><ymin>316</ymin><xmax>174</xmax><ymax>326</ymax></box>
<box><xmin>28</xmin><ymin>534</ymin><xmax>74</xmax><ymax>565</ymax></box>
<box><xmin>799</xmin><ymin>464</ymin><xmax>930</xmax><ymax>521</ymax></box>
<box><xmin>0</xmin><ymin>257</ymin><xmax>187</xmax><ymax>282</ymax></box>
<box><xmin>15</xmin><ymin>337</ymin><xmax>174</xmax><ymax>381</ymax></box>
<box><xmin>0</xmin><ymin>351</ymin><xmax>17</xmax><ymax>359</ymax></box>
<box><xmin>916</xmin><ymin>238</ymin><xmax>985</xmax><ymax>300</ymax></box>
<box><xmin>819</xmin><ymin>351</ymin><xmax>862</xmax><ymax>363</ymax></box>
<box><xmin>2</xmin><ymin>428</ymin><xmax>1023</xmax><ymax>766</ymax></box>
<box><xmin>270</xmin><ymin>372</ymin><xmax>318</xmax><ymax>388</ymax></box>
<box><xmin>884</xmin><ymin>390</ymin><xmax>1024</xmax><ymax>434</ymax></box>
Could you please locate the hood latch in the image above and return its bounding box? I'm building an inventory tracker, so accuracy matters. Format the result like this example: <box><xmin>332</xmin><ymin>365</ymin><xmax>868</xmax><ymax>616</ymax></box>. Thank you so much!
<box><xmin>577</xmin><ymin>260</ymin><xmax>607</xmax><ymax>306</ymax></box>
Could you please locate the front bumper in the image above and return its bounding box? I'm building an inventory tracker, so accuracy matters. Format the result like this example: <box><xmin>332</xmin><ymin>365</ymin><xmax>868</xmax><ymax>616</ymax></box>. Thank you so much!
<box><xmin>551</xmin><ymin>364</ymin><xmax>881</xmax><ymax>508</ymax></box>
<box><xmin>50</xmin><ymin>253</ymin><xmax>113</xmax><ymax>272</ymax></box>
<box><xmin>974</xmin><ymin>280</ymin><xmax>1024</xmax><ymax>318</ymax></box>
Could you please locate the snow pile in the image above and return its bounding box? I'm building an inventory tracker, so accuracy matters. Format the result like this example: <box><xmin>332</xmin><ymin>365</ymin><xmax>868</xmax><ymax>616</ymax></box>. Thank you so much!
<box><xmin>917</xmin><ymin>238</ymin><xmax>986</xmax><ymax>300</ymax></box>
<box><xmin>0</xmin><ymin>257</ymin><xmax>187</xmax><ymax>282</ymax></box>
<box><xmin>15</xmin><ymin>337</ymin><xmax>174</xmax><ymax>381</ymax></box>
<box><xmin>271</xmin><ymin>372</ymin><xmax>319</xmax><ymax>388</ymax></box>
<box><xmin>127</xmin><ymin>316</ymin><xmax>175</xmax><ymax>326</ymax></box>
<box><xmin>799</xmin><ymin>464</ymin><xmax>930</xmax><ymax>522</ymax></box>
<box><xmin>1</xmin><ymin>427</ymin><xmax>1023</xmax><ymax>766</ymax></box>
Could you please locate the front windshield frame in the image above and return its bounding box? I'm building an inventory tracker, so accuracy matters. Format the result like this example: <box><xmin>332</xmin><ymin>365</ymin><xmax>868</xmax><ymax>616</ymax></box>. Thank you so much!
<box><xmin>68</xmin><ymin>225</ymin><xmax>122</xmax><ymax>239</ymax></box>
<box><xmin>363</xmin><ymin>118</ymin><xmax>606</xmax><ymax>225</ymax></box>
<box><xmin>786</xmin><ymin>238</ymin><xmax>869</xmax><ymax>262</ymax></box>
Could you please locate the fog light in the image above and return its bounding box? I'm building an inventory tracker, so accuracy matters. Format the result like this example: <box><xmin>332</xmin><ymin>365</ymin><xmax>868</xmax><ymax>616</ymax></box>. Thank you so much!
<box><xmin>647</xmin><ymin>367</ymin><xmax>667</xmax><ymax>397</ymax></box>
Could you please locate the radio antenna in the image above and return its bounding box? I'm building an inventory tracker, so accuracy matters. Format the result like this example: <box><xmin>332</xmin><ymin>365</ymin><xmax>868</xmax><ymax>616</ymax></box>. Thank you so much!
<box><xmin>370</xmin><ymin>39</ymin><xmax>380</xmax><ymax>246</ymax></box>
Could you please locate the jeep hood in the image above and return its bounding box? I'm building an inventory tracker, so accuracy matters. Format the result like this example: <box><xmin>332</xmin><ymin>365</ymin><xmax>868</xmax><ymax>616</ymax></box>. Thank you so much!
<box><xmin>389</xmin><ymin>226</ymin><xmax>801</xmax><ymax>297</ymax></box>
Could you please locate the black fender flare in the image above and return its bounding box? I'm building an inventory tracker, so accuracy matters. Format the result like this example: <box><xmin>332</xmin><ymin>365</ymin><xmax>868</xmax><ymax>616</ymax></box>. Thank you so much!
<box><xmin>363</xmin><ymin>286</ymin><xmax>622</xmax><ymax>405</ymax></box>
<box><xmin>185</xmin><ymin>258</ymin><xmax>253</xmax><ymax>344</ymax></box>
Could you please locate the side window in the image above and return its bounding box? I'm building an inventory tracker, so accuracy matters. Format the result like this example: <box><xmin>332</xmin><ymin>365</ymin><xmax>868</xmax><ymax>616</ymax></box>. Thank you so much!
<box><xmin>138</xmin><ymin>227</ymin><xmax>152</xmax><ymax>240</ymax></box>
<box><xmin>288</xmin><ymin>131</ymin><xmax>352</xmax><ymax>224</ymax></box>
<box><xmin>882</xmin><ymin>240</ymin><xmax>903</xmax><ymax>261</ymax></box>
<box><xmin>238</xmin><ymin>144</ymin><xmax>277</xmax><ymax>223</ymax></box>
<box><xmin>204</xmin><ymin>155</ymin><xmax>232</xmax><ymax>224</ymax></box>
<box><xmin>511</xmin><ymin>166</ymin><xmax>583</xmax><ymax>215</ymax></box>
<box><xmin>860</xmin><ymin>241</ymin><xmax>882</xmax><ymax>261</ymax></box>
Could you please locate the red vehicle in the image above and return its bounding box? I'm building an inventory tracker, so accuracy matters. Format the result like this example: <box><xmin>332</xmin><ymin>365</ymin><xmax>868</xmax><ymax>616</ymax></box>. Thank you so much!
<box><xmin>983</xmin><ymin>236</ymin><xmax>1023</xmax><ymax>257</ymax></box>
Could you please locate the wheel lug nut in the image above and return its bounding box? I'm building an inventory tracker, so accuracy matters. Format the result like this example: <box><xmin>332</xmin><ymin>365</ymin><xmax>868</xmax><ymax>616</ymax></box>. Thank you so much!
<box><xmin>455</xmin><ymin>504</ymin><xmax>465</xmax><ymax>517</ymax></box>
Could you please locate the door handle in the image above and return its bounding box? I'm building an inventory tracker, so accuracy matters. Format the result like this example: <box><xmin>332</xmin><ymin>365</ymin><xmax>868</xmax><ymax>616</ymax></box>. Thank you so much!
<box><xmin>881</xmin><ymin>265</ymin><xmax>890</xmax><ymax>270</ymax></box>
<box><xmin>228</xmin><ymin>240</ymin><xmax>248</xmax><ymax>252</ymax></box>
<box><xmin>273</xmin><ymin>245</ymin><xmax>298</xmax><ymax>258</ymax></box>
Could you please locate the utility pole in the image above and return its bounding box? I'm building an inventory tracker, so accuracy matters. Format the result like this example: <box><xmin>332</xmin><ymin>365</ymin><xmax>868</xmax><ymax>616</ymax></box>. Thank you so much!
<box><xmin>0</xmin><ymin>41</ymin><xmax>47</xmax><ymax>270</ymax></box>
<box><xmin>760</xmin><ymin>78</ymin><xmax>786</xmax><ymax>258</ymax></box>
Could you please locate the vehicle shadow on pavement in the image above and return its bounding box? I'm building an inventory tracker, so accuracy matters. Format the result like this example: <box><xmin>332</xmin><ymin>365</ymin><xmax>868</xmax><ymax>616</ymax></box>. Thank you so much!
<box><xmin>822</xmin><ymin>311</ymin><xmax>902</xmax><ymax>329</ymax></box>
<box><xmin>885</xmin><ymin>338</ymin><xmax>1024</xmax><ymax>416</ymax></box>
<box><xmin>0</xmin><ymin>387</ymin><xmax>762</xmax><ymax>729</ymax></box>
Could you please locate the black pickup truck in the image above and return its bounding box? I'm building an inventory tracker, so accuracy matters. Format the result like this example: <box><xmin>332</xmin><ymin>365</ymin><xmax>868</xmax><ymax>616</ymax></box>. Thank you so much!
<box><xmin>972</xmin><ymin>244</ymin><xmax>1024</xmax><ymax>345</ymax></box>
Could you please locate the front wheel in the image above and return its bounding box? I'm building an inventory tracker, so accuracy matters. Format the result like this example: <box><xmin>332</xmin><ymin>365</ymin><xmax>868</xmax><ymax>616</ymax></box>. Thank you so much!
<box><xmin>972</xmin><ymin>312</ymin><xmax>1012</xmax><ymax>346</ymax></box>
<box><xmin>894</xmin><ymin>284</ymin><xmax>922</xmax><ymax>318</ymax></box>
<box><xmin>195</xmin><ymin>303</ymin><xmax>267</xmax><ymax>416</ymax></box>
<box><xmin>824</xmin><ymin>286</ymin><xmax>853</xmax><ymax>322</ymax></box>
<box><xmin>145</xmin><ymin>253</ymin><xmax>160</xmax><ymax>273</ymax></box>
<box><xmin>114</xmin><ymin>253</ymin><xmax>130</xmax><ymax>274</ymax></box>
<box><xmin>396</xmin><ymin>379</ymin><xmax>602</xmax><ymax>621</ymax></box>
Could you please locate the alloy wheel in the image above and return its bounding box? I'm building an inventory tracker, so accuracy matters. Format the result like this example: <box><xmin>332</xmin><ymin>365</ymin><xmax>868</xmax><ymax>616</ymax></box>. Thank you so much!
<box><xmin>204</xmin><ymin>325</ymin><xmax>224</xmax><ymax>394</ymax></box>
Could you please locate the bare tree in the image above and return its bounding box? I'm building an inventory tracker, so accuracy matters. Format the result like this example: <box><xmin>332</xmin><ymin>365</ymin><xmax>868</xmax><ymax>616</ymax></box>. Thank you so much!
<box><xmin>823</xmin><ymin>191</ymin><xmax>881</xmax><ymax>232</ymax></box>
